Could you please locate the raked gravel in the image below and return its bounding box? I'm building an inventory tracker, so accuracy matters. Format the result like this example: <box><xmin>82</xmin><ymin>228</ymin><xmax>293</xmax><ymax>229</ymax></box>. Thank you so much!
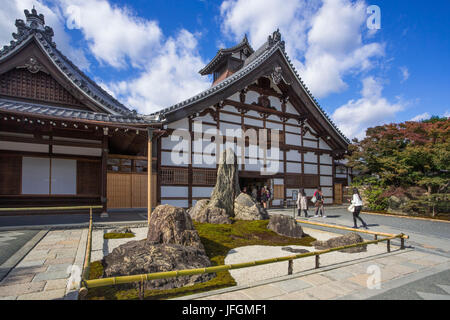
<box><xmin>224</xmin><ymin>227</ymin><xmax>394</xmax><ymax>286</ymax></box>
<box><xmin>90</xmin><ymin>226</ymin><xmax>394</xmax><ymax>287</ymax></box>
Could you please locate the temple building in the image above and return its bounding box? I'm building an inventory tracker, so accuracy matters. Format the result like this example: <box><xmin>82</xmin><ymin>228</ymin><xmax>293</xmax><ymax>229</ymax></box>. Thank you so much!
<box><xmin>0</xmin><ymin>9</ymin><xmax>352</xmax><ymax>213</ymax></box>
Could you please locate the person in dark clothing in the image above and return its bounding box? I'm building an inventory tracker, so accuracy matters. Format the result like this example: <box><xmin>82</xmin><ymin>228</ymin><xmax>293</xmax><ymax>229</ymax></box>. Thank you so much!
<box><xmin>351</xmin><ymin>188</ymin><xmax>368</xmax><ymax>229</ymax></box>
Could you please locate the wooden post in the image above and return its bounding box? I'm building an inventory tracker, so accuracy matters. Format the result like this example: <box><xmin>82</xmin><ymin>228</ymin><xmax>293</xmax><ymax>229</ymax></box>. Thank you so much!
<box><xmin>100</xmin><ymin>129</ymin><xmax>109</xmax><ymax>218</ymax></box>
<box><xmin>315</xmin><ymin>255</ymin><xmax>320</xmax><ymax>269</ymax></box>
<box><xmin>387</xmin><ymin>239</ymin><xmax>391</xmax><ymax>253</ymax></box>
<box><xmin>401</xmin><ymin>237</ymin><xmax>405</xmax><ymax>250</ymax></box>
<box><xmin>288</xmin><ymin>260</ymin><xmax>293</xmax><ymax>275</ymax></box>
<box><xmin>147</xmin><ymin>128</ymin><xmax>154</xmax><ymax>225</ymax></box>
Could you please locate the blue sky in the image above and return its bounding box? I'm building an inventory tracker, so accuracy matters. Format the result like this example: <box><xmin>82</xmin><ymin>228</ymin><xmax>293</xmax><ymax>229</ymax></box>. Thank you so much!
<box><xmin>0</xmin><ymin>0</ymin><xmax>448</xmax><ymax>139</ymax></box>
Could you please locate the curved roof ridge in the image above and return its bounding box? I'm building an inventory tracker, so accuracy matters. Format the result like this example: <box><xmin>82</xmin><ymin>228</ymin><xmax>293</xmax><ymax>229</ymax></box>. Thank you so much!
<box><xmin>0</xmin><ymin>9</ymin><xmax>134</xmax><ymax>117</ymax></box>
<box><xmin>198</xmin><ymin>34</ymin><xmax>254</xmax><ymax>75</ymax></box>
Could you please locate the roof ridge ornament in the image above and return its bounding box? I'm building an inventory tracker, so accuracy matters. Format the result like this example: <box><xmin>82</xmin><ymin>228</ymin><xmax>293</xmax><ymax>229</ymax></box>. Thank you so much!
<box><xmin>267</xmin><ymin>28</ymin><xmax>285</xmax><ymax>51</ymax></box>
<box><xmin>5</xmin><ymin>8</ymin><xmax>55</xmax><ymax>54</ymax></box>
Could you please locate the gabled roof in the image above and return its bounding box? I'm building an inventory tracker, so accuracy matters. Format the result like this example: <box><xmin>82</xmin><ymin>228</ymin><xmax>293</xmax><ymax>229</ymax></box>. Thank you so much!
<box><xmin>0</xmin><ymin>9</ymin><xmax>134</xmax><ymax>117</ymax></box>
<box><xmin>0</xmin><ymin>98</ymin><xmax>160</xmax><ymax>126</ymax></box>
<box><xmin>199</xmin><ymin>34</ymin><xmax>254</xmax><ymax>76</ymax></box>
<box><xmin>151</xmin><ymin>30</ymin><xmax>350</xmax><ymax>146</ymax></box>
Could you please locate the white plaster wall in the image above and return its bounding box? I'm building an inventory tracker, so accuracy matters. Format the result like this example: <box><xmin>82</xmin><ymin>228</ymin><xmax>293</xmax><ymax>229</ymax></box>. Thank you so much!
<box><xmin>265</xmin><ymin>121</ymin><xmax>283</xmax><ymax>130</ymax></box>
<box><xmin>220</xmin><ymin>113</ymin><xmax>241</xmax><ymax>124</ymax></box>
<box><xmin>304</xmin><ymin>152</ymin><xmax>317</xmax><ymax>163</ymax></box>
<box><xmin>286</xmin><ymin>150</ymin><xmax>301</xmax><ymax>162</ymax></box>
<box><xmin>304</xmin><ymin>164</ymin><xmax>318</xmax><ymax>174</ymax></box>
<box><xmin>273</xmin><ymin>178</ymin><xmax>284</xmax><ymax>185</ymax></box>
<box><xmin>322</xmin><ymin>187</ymin><xmax>333</xmax><ymax>197</ymax></box>
<box><xmin>245</xmin><ymin>91</ymin><xmax>259</xmax><ymax>104</ymax></box>
<box><xmin>285</xmin><ymin>133</ymin><xmax>301</xmax><ymax>146</ymax></box>
<box><xmin>285</xmin><ymin>102</ymin><xmax>298</xmax><ymax>114</ymax></box>
<box><xmin>320</xmin><ymin>154</ymin><xmax>333</xmax><ymax>164</ymax></box>
<box><xmin>161</xmin><ymin>199</ymin><xmax>189</xmax><ymax>208</ymax></box>
<box><xmin>192</xmin><ymin>187</ymin><xmax>213</xmax><ymax>198</ymax></box>
<box><xmin>161</xmin><ymin>186</ymin><xmax>189</xmax><ymax>198</ymax></box>
<box><xmin>286</xmin><ymin>162</ymin><xmax>302</xmax><ymax>173</ymax></box>
<box><xmin>285</xmin><ymin>124</ymin><xmax>301</xmax><ymax>134</ymax></box>
<box><xmin>162</xmin><ymin>136</ymin><xmax>190</xmax><ymax>150</ymax></box>
<box><xmin>53</xmin><ymin>145</ymin><xmax>101</xmax><ymax>157</ymax></box>
<box><xmin>320</xmin><ymin>165</ymin><xmax>332</xmax><ymax>175</ymax></box>
<box><xmin>167</xmin><ymin>118</ymin><xmax>189</xmax><ymax>129</ymax></box>
<box><xmin>319</xmin><ymin>138</ymin><xmax>332</xmax><ymax>150</ymax></box>
<box><xmin>161</xmin><ymin>151</ymin><xmax>188</xmax><ymax>167</ymax></box>
<box><xmin>244</xmin><ymin>117</ymin><xmax>263</xmax><ymax>127</ymax></box>
<box><xmin>268</xmin><ymin>96</ymin><xmax>282</xmax><ymax>111</ymax></box>
<box><xmin>0</xmin><ymin>141</ymin><xmax>49</xmax><ymax>153</ymax></box>
<box><xmin>320</xmin><ymin>176</ymin><xmax>333</xmax><ymax>186</ymax></box>
<box><xmin>303</xmin><ymin>139</ymin><xmax>317</xmax><ymax>148</ymax></box>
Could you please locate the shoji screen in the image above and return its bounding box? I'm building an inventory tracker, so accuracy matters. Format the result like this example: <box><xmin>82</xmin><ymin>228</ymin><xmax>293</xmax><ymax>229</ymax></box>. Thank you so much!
<box><xmin>51</xmin><ymin>159</ymin><xmax>76</xmax><ymax>194</ymax></box>
<box><xmin>22</xmin><ymin>157</ymin><xmax>50</xmax><ymax>194</ymax></box>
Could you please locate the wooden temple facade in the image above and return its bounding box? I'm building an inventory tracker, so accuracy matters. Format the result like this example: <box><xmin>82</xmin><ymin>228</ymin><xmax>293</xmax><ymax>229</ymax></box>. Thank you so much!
<box><xmin>0</xmin><ymin>10</ymin><xmax>351</xmax><ymax>214</ymax></box>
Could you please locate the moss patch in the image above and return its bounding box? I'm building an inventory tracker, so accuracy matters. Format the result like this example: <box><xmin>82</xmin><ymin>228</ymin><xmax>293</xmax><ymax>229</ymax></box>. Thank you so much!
<box><xmin>86</xmin><ymin>220</ymin><xmax>315</xmax><ymax>300</ymax></box>
<box><xmin>103</xmin><ymin>233</ymin><xmax>135</xmax><ymax>239</ymax></box>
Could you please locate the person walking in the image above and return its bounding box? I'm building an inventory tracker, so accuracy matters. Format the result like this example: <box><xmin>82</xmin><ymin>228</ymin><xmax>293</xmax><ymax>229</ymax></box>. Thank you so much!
<box><xmin>297</xmin><ymin>189</ymin><xmax>309</xmax><ymax>217</ymax></box>
<box><xmin>351</xmin><ymin>188</ymin><xmax>368</xmax><ymax>229</ymax></box>
<box><xmin>251</xmin><ymin>185</ymin><xmax>257</xmax><ymax>200</ymax></box>
<box><xmin>313</xmin><ymin>187</ymin><xmax>326</xmax><ymax>218</ymax></box>
<box><xmin>265</xmin><ymin>185</ymin><xmax>271</xmax><ymax>209</ymax></box>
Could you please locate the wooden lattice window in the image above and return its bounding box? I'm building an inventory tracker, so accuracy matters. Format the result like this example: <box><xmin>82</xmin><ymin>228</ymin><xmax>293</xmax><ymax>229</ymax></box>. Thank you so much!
<box><xmin>77</xmin><ymin>160</ymin><xmax>101</xmax><ymax>195</ymax></box>
<box><xmin>0</xmin><ymin>154</ymin><xmax>21</xmax><ymax>195</ymax></box>
<box><xmin>303</xmin><ymin>174</ymin><xmax>319</xmax><ymax>188</ymax></box>
<box><xmin>160</xmin><ymin>167</ymin><xmax>188</xmax><ymax>185</ymax></box>
<box><xmin>192</xmin><ymin>169</ymin><xmax>217</xmax><ymax>186</ymax></box>
<box><xmin>285</xmin><ymin>174</ymin><xmax>302</xmax><ymax>188</ymax></box>
<box><xmin>0</xmin><ymin>68</ymin><xmax>85</xmax><ymax>108</ymax></box>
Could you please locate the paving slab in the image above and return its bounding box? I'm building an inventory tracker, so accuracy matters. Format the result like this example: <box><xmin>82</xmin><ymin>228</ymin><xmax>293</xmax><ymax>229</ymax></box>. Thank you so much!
<box><xmin>17</xmin><ymin>289</ymin><xmax>65</xmax><ymax>300</ymax></box>
<box><xmin>0</xmin><ymin>274</ymin><xmax>34</xmax><ymax>286</ymax></box>
<box><xmin>45</xmin><ymin>279</ymin><xmax>68</xmax><ymax>291</ymax></box>
<box><xmin>270</xmin><ymin>278</ymin><xmax>312</xmax><ymax>293</ymax></box>
<box><xmin>33</xmin><ymin>270</ymin><xmax>69</xmax><ymax>282</ymax></box>
<box><xmin>300</xmin><ymin>273</ymin><xmax>332</xmax><ymax>286</ymax></box>
<box><xmin>303</xmin><ymin>284</ymin><xmax>341</xmax><ymax>300</ymax></box>
<box><xmin>0</xmin><ymin>281</ymin><xmax>46</xmax><ymax>297</ymax></box>
<box><xmin>240</xmin><ymin>284</ymin><xmax>286</xmax><ymax>299</ymax></box>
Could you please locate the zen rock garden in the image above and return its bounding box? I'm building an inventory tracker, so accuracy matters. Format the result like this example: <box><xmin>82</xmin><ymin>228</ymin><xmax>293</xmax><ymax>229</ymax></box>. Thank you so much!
<box><xmin>95</xmin><ymin>149</ymin><xmax>369</xmax><ymax>298</ymax></box>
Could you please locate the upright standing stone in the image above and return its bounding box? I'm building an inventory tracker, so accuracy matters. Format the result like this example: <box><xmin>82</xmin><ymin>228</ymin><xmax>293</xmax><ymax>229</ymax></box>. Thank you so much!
<box><xmin>189</xmin><ymin>149</ymin><xmax>240</xmax><ymax>224</ymax></box>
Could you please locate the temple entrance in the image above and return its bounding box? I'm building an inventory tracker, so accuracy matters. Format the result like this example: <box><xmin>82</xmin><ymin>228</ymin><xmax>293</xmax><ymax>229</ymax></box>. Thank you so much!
<box><xmin>239</xmin><ymin>176</ymin><xmax>272</xmax><ymax>206</ymax></box>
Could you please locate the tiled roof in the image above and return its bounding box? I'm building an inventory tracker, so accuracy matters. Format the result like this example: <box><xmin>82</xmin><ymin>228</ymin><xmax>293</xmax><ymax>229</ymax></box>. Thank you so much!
<box><xmin>0</xmin><ymin>99</ymin><xmax>159</xmax><ymax>125</ymax></box>
<box><xmin>198</xmin><ymin>35</ymin><xmax>254</xmax><ymax>75</ymax></box>
<box><xmin>151</xmin><ymin>30</ymin><xmax>350</xmax><ymax>145</ymax></box>
<box><xmin>0</xmin><ymin>9</ymin><xmax>134</xmax><ymax>117</ymax></box>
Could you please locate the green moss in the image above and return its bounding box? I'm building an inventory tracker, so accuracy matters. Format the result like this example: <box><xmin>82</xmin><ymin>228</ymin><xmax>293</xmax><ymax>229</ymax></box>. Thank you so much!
<box><xmin>86</xmin><ymin>220</ymin><xmax>315</xmax><ymax>300</ymax></box>
<box><xmin>103</xmin><ymin>233</ymin><xmax>135</xmax><ymax>239</ymax></box>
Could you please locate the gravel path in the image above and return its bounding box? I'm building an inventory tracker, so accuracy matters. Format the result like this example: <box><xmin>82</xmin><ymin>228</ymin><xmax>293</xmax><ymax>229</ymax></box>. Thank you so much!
<box><xmin>224</xmin><ymin>227</ymin><xmax>394</xmax><ymax>286</ymax></box>
<box><xmin>91</xmin><ymin>227</ymin><xmax>148</xmax><ymax>261</ymax></box>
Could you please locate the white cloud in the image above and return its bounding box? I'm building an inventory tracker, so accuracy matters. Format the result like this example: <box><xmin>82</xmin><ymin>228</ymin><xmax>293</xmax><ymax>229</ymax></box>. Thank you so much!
<box><xmin>105</xmin><ymin>30</ymin><xmax>210</xmax><ymax>114</ymax></box>
<box><xmin>58</xmin><ymin>0</ymin><xmax>161</xmax><ymax>69</ymax></box>
<box><xmin>220</xmin><ymin>0</ymin><xmax>384</xmax><ymax>98</ymax></box>
<box><xmin>399</xmin><ymin>66</ymin><xmax>410</xmax><ymax>83</ymax></box>
<box><xmin>0</xmin><ymin>0</ymin><xmax>90</xmax><ymax>70</ymax></box>
<box><xmin>409</xmin><ymin>112</ymin><xmax>430</xmax><ymax>122</ymax></box>
<box><xmin>331</xmin><ymin>77</ymin><xmax>405</xmax><ymax>139</ymax></box>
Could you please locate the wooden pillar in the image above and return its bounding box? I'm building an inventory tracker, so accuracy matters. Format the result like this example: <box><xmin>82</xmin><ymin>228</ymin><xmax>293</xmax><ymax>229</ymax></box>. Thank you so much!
<box><xmin>100</xmin><ymin>128</ymin><xmax>108</xmax><ymax>217</ymax></box>
<box><xmin>147</xmin><ymin>128</ymin><xmax>154</xmax><ymax>225</ymax></box>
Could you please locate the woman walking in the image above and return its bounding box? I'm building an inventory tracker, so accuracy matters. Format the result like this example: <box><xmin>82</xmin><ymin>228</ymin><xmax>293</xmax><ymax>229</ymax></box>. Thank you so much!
<box><xmin>351</xmin><ymin>188</ymin><xmax>368</xmax><ymax>229</ymax></box>
<box><xmin>313</xmin><ymin>187</ymin><xmax>326</xmax><ymax>218</ymax></box>
<box><xmin>297</xmin><ymin>189</ymin><xmax>309</xmax><ymax>217</ymax></box>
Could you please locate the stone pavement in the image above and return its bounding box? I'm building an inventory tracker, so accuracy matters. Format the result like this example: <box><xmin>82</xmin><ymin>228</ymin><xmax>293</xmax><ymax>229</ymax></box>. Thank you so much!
<box><xmin>0</xmin><ymin>228</ymin><xmax>87</xmax><ymax>300</ymax></box>
<box><xmin>178</xmin><ymin>249</ymin><xmax>450</xmax><ymax>300</ymax></box>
